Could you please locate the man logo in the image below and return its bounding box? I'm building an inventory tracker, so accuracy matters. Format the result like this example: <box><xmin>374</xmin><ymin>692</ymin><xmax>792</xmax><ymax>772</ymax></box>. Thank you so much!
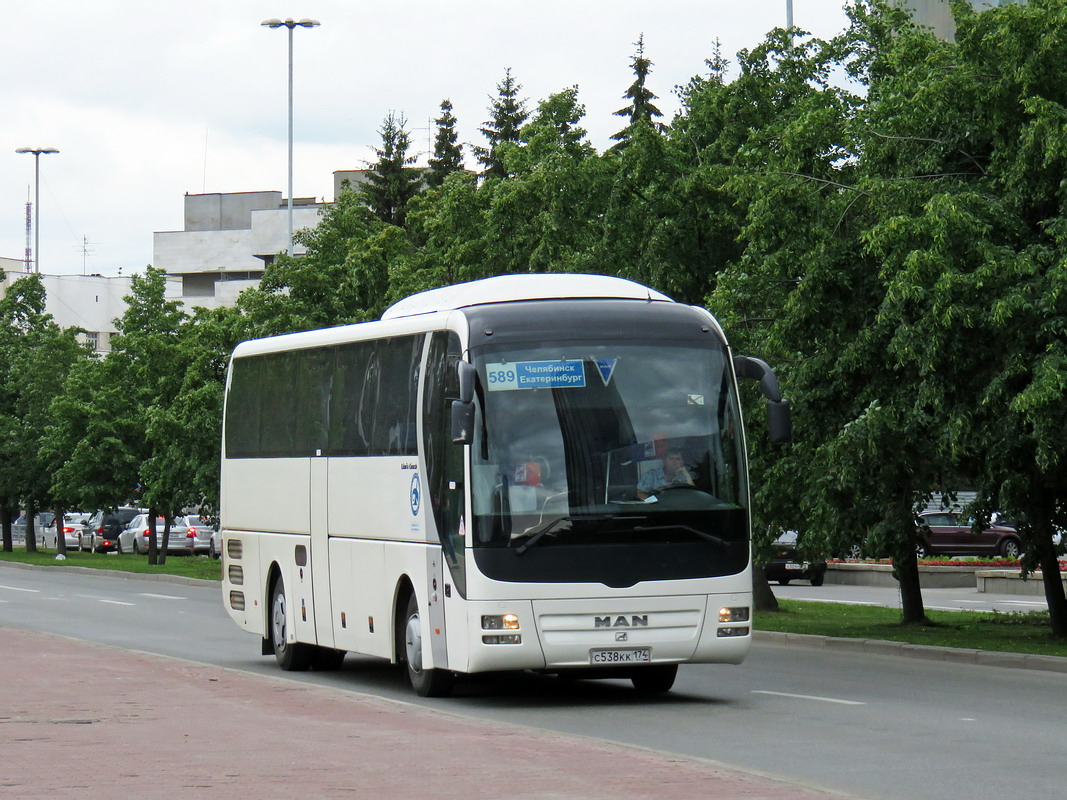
<box><xmin>594</xmin><ymin>615</ymin><xmax>648</xmax><ymax>628</ymax></box>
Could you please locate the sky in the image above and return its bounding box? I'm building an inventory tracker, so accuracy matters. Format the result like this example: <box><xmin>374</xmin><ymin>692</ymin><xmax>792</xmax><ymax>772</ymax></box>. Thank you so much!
<box><xmin>1</xmin><ymin>0</ymin><xmax>852</xmax><ymax>277</ymax></box>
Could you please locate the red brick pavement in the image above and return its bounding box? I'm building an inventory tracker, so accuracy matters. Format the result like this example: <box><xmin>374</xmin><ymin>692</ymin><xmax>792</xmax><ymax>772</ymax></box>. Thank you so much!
<box><xmin>0</xmin><ymin>627</ymin><xmax>843</xmax><ymax>799</ymax></box>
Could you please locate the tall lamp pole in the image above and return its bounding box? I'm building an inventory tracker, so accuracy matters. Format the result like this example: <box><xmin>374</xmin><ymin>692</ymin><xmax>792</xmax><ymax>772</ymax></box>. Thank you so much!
<box><xmin>261</xmin><ymin>17</ymin><xmax>320</xmax><ymax>256</ymax></box>
<box><xmin>15</xmin><ymin>146</ymin><xmax>60</xmax><ymax>273</ymax></box>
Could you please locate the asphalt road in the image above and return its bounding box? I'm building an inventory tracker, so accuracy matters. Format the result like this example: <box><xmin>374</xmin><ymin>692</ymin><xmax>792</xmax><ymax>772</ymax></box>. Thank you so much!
<box><xmin>2</xmin><ymin>562</ymin><xmax>1064</xmax><ymax>800</ymax></box>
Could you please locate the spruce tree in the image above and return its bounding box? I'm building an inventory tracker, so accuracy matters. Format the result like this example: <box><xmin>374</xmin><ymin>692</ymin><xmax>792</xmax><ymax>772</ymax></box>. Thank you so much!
<box><xmin>361</xmin><ymin>112</ymin><xmax>422</xmax><ymax>227</ymax></box>
<box><xmin>475</xmin><ymin>68</ymin><xmax>529</xmax><ymax>178</ymax></box>
<box><xmin>426</xmin><ymin>99</ymin><xmax>464</xmax><ymax>188</ymax></box>
<box><xmin>611</xmin><ymin>34</ymin><xmax>664</xmax><ymax>145</ymax></box>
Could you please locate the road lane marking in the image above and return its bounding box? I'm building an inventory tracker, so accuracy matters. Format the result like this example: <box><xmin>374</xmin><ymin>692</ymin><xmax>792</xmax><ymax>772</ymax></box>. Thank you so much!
<box><xmin>752</xmin><ymin>690</ymin><xmax>866</xmax><ymax>706</ymax></box>
<box><xmin>1002</xmin><ymin>601</ymin><xmax>1047</xmax><ymax>607</ymax></box>
<box><xmin>99</xmin><ymin>599</ymin><xmax>135</xmax><ymax>606</ymax></box>
<box><xmin>138</xmin><ymin>593</ymin><xmax>185</xmax><ymax>600</ymax></box>
<box><xmin>0</xmin><ymin>584</ymin><xmax>40</xmax><ymax>593</ymax></box>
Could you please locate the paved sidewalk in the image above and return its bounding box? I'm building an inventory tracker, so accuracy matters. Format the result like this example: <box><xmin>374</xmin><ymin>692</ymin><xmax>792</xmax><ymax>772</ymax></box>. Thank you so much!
<box><xmin>0</xmin><ymin>627</ymin><xmax>843</xmax><ymax>800</ymax></box>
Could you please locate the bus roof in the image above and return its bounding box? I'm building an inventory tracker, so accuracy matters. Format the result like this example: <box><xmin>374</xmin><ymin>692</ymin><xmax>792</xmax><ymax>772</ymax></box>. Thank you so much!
<box><xmin>380</xmin><ymin>274</ymin><xmax>673</xmax><ymax>320</ymax></box>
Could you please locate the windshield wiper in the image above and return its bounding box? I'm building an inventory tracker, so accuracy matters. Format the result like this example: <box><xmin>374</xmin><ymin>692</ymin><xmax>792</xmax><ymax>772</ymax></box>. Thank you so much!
<box><xmin>514</xmin><ymin>514</ymin><xmax>614</xmax><ymax>556</ymax></box>
<box><xmin>633</xmin><ymin>524</ymin><xmax>731</xmax><ymax>549</ymax></box>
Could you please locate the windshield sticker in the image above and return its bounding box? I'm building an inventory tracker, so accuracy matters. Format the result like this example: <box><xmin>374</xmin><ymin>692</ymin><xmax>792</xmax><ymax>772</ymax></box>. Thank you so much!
<box><xmin>593</xmin><ymin>357</ymin><xmax>618</xmax><ymax>386</ymax></box>
<box><xmin>486</xmin><ymin>360</ymin><xmax>586</xmax><ymax>391</ymax></box>
<box><xmin>687</xmin><ymin>394</ymin><xmax>705</xmax><ymax>406</ymax></box>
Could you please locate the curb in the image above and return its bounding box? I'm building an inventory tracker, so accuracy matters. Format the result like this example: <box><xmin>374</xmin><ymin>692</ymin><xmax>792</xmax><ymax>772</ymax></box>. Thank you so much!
<box><xmin>0</xmin><ymin>559</ymin><xmax>218</xmax><ymax>588</ymax></box>
<box><xmin>754</xmin><ymin>630</ymin><xmax>1067</xmax><ymax>675</ymax></box>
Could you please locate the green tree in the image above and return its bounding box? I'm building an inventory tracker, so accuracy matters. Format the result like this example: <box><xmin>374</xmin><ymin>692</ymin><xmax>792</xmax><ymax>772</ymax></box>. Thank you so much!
<box><xmin>361</xmin><ymin>112</ymin><xmax>423</xmax><ymax>228</ymax></box>
<box><xmin>611</xmin><ymin>34</ymin><xmax>664</xmax><ymax>146</ymax></box>
<box><xmin>426</xmin><ymin>99</ymin><xmax>465</xmax><ymax>188</ymax></box>
<box><xmin>862</xmin><ymin>0</ymin><xmax>1067</xmax><ymax>636</ymax></box>
<box><xmin>476</xmin><ymin>68</ymin><xmax>529</xmax><ymax>179</ymax></box>
<box><xmin>0</xmin><ymin>276</ymin><xmax>89</xmax><ymax>554</ymax></box>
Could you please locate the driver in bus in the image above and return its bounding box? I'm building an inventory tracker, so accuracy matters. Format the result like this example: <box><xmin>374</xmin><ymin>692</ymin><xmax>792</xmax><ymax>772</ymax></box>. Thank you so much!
<box><xmin>636</xmin><ymin>447</ymin><xmax>695</xmax><ymax>500</ymax></box>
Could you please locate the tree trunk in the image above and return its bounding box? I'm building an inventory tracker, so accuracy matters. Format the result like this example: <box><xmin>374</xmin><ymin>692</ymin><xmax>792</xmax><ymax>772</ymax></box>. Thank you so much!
<box><xmin>159</xmin><ymin>516</ymin><xmax>170</xmax><ymax>566</ymax></box>
<box><xmin>147</xmin><ymin>507</ymin><xmax>158</xmax><ymax>566</ymax></box>
<box><xmin>1</xmin><ymin>505</ymin><xmax>12</xmax><ymax>552</ymax></box>
<box><xmin>1038</xmin><ymin>543</ymin><xmax>1067</xmax><ymax>639</ymax></box>
<box><xmin>752</xmin><ymin>564</ymin><xmax>779</xmax><ymax>612</ymax></box>
<box><xmin>1023</xmin><ymin>489</ymin><xmax>1067</xmax><ymax>639</ymax></box>
<box><xmin>894</xmin><ymin>526</ymin><xmax>929</xmax><ymax>625</ymax></box>
<box><xmin>54</xmin><ymin>506</ymin><xmax>67</xmax><ymax>556</ymax></box>
<box><xmin>24</xmin><ymin>503</ymin><xmax>38</xmax><ymax>554</ymax></box>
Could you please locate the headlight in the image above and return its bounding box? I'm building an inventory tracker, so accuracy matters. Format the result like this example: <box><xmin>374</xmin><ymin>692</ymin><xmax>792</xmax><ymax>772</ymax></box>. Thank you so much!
<box><xmin>481</xmin><ymin>613</ymin><xmax>520</xmax><ymax>630</ymax></box>
<box><xmin>719</xmin><ymin>606</ymin><xmax>750</xmax><ymax>623</ymax></box>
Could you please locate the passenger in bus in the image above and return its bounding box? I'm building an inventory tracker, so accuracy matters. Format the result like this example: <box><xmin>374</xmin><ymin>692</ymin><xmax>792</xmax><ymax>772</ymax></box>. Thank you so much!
<box><xmin>635</xmin><ymin>447</ymin><xmax>695</xmax><ymax>500</ymax></box>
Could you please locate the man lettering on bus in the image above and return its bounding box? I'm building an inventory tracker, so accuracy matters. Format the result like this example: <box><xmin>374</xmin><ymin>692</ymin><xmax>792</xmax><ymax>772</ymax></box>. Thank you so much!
<box><xmin>636</xmin><ymin>447</ymin><xmax>695</xmax><ymax>500</ymax></box>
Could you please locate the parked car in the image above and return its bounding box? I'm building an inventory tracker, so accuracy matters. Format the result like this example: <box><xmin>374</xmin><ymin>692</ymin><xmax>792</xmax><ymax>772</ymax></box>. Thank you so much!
<box><xmin>764</xmin><ymin>530</ymin><xmax>827</xmax><ymax>586</ymax></box>
<box><xmin>12</xmin><ymin>512</ymin><xmax>55</xmax><ymax>546</ymax></box>
<box><xmin>43</xmin><ymin>513</ymin><xmax>90</xmax><ymax>549</ymax></box>
<box><xmin>118</xmin><ymin>514</ymin><xmax>197</xmax><ymax>555</ymax></box>
<box><xmin>178</xmin><ymin>514</ymin><xmax>215</xmax><ymax>555</ymax></box>
<box><xmin>916</xmin><ymin>511</ymin><xmax>1022</xmax><ymax>558</ymax></box>
<box><xmin>82</xmin><ymin>507</ymin><xmax>144</xmax><ymax>553</ymax></box>
<box><xmin>208</xmin><ymin>527</ymin><xmax>222</xmax><ymax>560</ymax></box>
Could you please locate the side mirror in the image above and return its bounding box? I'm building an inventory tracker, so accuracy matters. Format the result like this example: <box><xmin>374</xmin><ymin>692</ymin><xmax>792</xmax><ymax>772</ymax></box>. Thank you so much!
<box><xmin>767</xmin><ymin>400</ymin><xmax>792</xmax><ymax>446</ymax></box>
<box><xmin>451</xmin><ymin>399</ymin><xmax>474</xmax><ymax>445</ymax></box>
<box><xmin>457</xmin><ymin>360</ymin><xmax>475</xmax><ymax>404</ymax></box>
<box><xmin>451</xmin><ymin>360</ymin><xmax>476</xmax><ymax>444</ymax></box>
<box><xmin>733</xmin><ymin>355</ymin><xmax>792</xmax><ymax>445</ymax></box>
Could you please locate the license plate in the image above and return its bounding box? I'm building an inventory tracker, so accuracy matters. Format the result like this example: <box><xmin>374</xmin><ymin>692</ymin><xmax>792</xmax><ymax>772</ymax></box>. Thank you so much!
<box><xmin>785</xmin><ymin>562</ymin><xmax>804</xmax><ymax>570</ymax></box>
<box><xmin>590</xmin><ymin>648</ymin><xmax>651</xmax><ymax>664</ymax></box>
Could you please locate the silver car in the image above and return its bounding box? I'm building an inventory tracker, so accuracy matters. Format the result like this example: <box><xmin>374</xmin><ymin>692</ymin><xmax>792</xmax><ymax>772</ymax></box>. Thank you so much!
<box><xmin>43</xmin><ymin>513</ymin><xmax>90</xmax><ymax>549</ymax></box>
<box><xmin>179</xmin><ymin>515</ymin><xmax>215</xmax><ymax>555</ymax></box>
<box><xmin>117</xmin><ymin>514</ymin><xmax>196</xmax><ymax>555</ymax></box>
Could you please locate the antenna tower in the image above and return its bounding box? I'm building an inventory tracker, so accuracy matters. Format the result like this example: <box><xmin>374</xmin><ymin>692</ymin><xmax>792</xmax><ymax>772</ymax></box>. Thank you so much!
<box><xmin>76</xmin><ymin>235</ymin><xmax>98</xmax><ymax>275</ymax></box>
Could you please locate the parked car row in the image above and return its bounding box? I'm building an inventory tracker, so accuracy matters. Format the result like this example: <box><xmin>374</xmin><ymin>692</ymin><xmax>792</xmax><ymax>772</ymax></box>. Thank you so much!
<box><xmin>7</xmin><ymin>507</ymin><xmax>215</xmax><ymax>557</ymax></box>
<box><xmin>112</xmin><ymin>513</ymin><xmax>213</xmax><ymax>555</ymax></box>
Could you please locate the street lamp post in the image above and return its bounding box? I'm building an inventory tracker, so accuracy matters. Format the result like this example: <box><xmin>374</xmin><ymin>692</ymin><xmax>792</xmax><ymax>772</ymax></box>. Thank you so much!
<box><xmin>261</xmin><ymin>17</ymin><xmax>320</xmax><ymax>256</ymax></box>
<box><xmin>15</xmin><ymin>146</ymin><xmax>59</xmax><ymax>273</ymax></box>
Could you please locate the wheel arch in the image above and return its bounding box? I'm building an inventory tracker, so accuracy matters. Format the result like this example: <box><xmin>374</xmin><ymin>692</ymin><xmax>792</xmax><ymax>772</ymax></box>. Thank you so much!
<box><xmin>392</xmin><ymin>575</ymin><xmax>416</xmax><ymax>665</ymax></box>
<box><xmin>261</xmin><ymin>561</ymin><xmax>284</xmax><ymax>654</ymax></box>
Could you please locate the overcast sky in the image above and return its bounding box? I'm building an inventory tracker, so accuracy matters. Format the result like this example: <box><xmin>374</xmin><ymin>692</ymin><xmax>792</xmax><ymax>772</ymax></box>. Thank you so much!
<box><xmin>2</xmin><ymin>1</ymin><xmax>851</xmax><ymax>277</ymax></box>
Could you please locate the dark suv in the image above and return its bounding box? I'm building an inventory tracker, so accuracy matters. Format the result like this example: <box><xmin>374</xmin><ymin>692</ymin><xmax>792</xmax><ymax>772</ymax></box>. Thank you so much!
<box><xmin>916</xmin><ymin>511</ymin><xmax>1022</xmax><ymax>558</ymax></box>
<box><xmin>81</xmin><ymin>507</ymin><xmax>143</xmax><ymax>553</ymax></box>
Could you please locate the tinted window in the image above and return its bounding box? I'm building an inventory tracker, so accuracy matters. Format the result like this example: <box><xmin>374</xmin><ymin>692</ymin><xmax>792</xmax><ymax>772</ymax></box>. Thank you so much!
<box><xmin>226</xmin><ymin>334</ymin><xmax>424</xmax><ymax>459</ymax></box>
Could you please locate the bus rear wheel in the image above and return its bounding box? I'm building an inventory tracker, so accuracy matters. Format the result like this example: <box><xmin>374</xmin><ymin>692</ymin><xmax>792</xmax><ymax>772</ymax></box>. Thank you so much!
<box><xmin>401</xmin><ymin>593</ymin><xmax>454</xmax><ymax>697</ymax></box>
<box><xmin>630</xmin><ymin>664</ymin><xmax>678</xmax><ymax>693</ymax></box>
<box><xmin>270</xmin><ymin>577</ymin><xmax>311</xmax><ymax>671</ymax></box>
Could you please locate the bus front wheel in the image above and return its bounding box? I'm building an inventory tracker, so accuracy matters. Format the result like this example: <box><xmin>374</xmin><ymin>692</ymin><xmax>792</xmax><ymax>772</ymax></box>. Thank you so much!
<box><xmin>401</xmin><ymin>593</ymin><xmax>454</xmax><ymax>697</ymax></box>
<box><xmin>270</xmin><ymin>577</ymin><xmax>311</xmax><ymax>671</ymax></box>
<box><xmin>631</xmin><ymin>664</ymin><xmax>678</xmax><ymax>693</ymax></box>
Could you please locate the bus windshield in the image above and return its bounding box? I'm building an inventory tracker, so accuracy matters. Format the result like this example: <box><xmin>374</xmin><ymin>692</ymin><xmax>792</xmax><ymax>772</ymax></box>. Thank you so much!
<box><xmin>470</xmin><ymin>340</ymin><xmax>749</xmax><ymax>553</ymax></box>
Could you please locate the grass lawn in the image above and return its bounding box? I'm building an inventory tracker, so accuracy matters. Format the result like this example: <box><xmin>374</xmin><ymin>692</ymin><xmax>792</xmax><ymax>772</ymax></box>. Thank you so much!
<box><xmin>758</xmin><ymin>598</ymin><xmax>1067</xmax><ymax>658</ymax></box>
<box><xmin>0</xmin><ymin>548</ymin><xmax>222</xmax><ymax>582</ymax></box>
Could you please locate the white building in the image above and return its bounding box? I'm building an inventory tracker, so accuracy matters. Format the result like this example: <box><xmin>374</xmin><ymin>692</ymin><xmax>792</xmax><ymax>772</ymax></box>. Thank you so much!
<box><xmin>0</xmin><ymin>267</ymin><xmax>138</xmax><ymax>355</ymax></box>
<box><xmin>2</xmin><ymin>170</ymin><xmax>370</xmax><ymax>348</ymax></box>
<box><xmin>901</xmin><ymin>0</ymin><xmax>1023</xmax><ymax>40</ymax></box>
<box><xmin>153</xmin><ymin>170</ymin><xmax>369</xmax><ymax>311</ymax></box>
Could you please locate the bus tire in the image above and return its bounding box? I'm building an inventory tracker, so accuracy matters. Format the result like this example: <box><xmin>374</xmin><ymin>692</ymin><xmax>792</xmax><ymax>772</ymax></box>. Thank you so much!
<box><xmin>401</xmin><ymin>593</ymin><xmax>454</xmax><ymax>697</ymax></box>
<box><xmin>630</xmin><ymin>664</ymin><xmax>678</xmax><ymax>693</ymax></box>
<box><xmin>270</xmin><ymin>576</ymin><xmax>311</xmax><ymax>671</ymax></box>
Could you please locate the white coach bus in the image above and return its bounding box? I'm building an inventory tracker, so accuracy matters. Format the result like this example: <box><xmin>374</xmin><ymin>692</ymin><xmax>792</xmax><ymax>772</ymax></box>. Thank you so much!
<box><xmin>220</xmin><ymin>274</ymin><xmax>790</xmax><ymax>696</ymax></box>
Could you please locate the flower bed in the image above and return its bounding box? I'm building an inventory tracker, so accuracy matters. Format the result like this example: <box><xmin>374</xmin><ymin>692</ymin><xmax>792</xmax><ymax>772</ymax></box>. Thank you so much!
<box><xmin>829</xmin><ymin>557</ymin><xmax>1064</xmax><ymax>571</ymax></box>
